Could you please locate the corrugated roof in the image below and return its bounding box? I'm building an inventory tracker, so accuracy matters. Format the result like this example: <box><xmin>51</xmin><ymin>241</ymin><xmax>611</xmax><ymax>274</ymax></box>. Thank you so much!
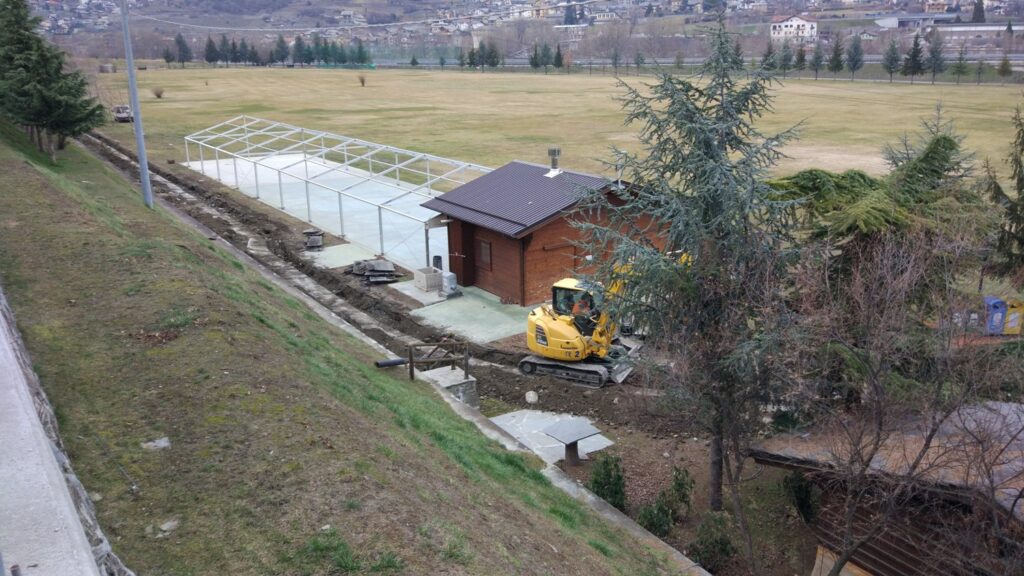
<box><xmin>750</xmin><ymin>402</ymin><xmax>1024</xmax><ymax>522</ymax></box>
<box><xmin>421</xmin><ymin>161</ymin><xmax>612</xmax><ymax>238</ymax></box>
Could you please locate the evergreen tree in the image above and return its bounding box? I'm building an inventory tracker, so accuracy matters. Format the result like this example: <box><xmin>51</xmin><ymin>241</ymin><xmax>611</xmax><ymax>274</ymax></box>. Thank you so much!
<box><xmin>163</xmin><ymin>46</ymin><xmax>175</xmax><ymax>67</ymax></box>
<box><xmin>998</xmin><ymin>53</ymin><xmax>1013</xmax><ymax>84</ymax></box>
<box><xmin>478</xmin><ymin>40</ymin><xmax>487</xmax><ymax>72</ymax></box>
<box><xmin>901</xmin><ymin>33</ymin><xmax>925</xmax><ymax>83</ymax></box>
<box><xmin>564</xmin><ymin>3</ymin><xmax>577</xmax><ymax>24</ymax></box>
<box><xmin>248</xmin><ymin>44</ymin><xmax>260</xmax><ymax>66</ymax></box>
<box><xmin>292</xmin><ymin>35</ymin><xmax>306</xmax><ymax>66</ymax></box>
<box><xmin>204</xmin><ymin>36</ymin><xmax>219</xmax><ymax>65</ymax></box>
<box><xmin>174</xmin><ymin>33</ymin><xmax>191</xmax><ymax>68</ymax></box>
<box><xmin>1007</xmin><ymin>20</ymin><xmax>1015</xmax><ymax>52</ymax></box>
<box><xmin>762</xmin><ymin>40</ymin><xmax>776</xmax><ymax>70</ymax></box>
<box><xmin>925</xmin><ymin>33</ymin><xmax>945</xmax><ymax>83</ymax></box>
<box><xmin>779</xmin><ymin>40</ymin><xmax>793</xmax><ymax>77</ymax></box>
<box><xmin>794</xmin><ymin>43</ymin><xmax>806</xmax><ymax>75</ymax></box>
<box><xmin>986</xmin><ymin>107</ymin><xmax>1024</xmax><ymax>285</ymax></box>
<box><xmin>273</xmin><ymin>34</ymin><xmax>289</xmax><ymax>63</ymax></box>
<box><xmin>302</xmin><ymin>44</ymin><xmax>314</xmax><ymax>66</ymax></box>
<box><xmin>554</xmin><ymin>44</ymin><xmax>564</xmax><ymax>69</ymax></box>
<box><xmin>457</xmin><ymin>47</ymin><xmax>466</xmax><ymax>69</ymax></box>
<box><xmin>675</xmin><ymin>50</ymin><xmax>685</xmax><ymax>70</ymax></box>
<box><xmin>238</xmin><ymin>39</ymin><xmax>249</xmax><ymax>64</ymax></box>
<box><xmin>972</xmin><ymin>0</ymin><xmax>985</xmax><ymax>22</ymax></box>
<box><xmin>611</xmin><ymin>45</ymin><xmax>621</xmax><ymax>75</ymax></box>
<box><xmin>827</xmin><ymin>37</ymin><xmax>845</xmax><ymax>78</ymax></box>
<box><xmin>882</xmin><ymin>38</ymin><xmax>901</xmax><ymax>82</ymax></box>
<box><xmin>467</xmin><ymin>47</ymin><xmax>477</xmax><ymax>67</ymax></box>
<box><xmin>218</xmin><ymin>34</ymin><xmax>230</xmax><ymax>65</ymax></box>
<box><xmin>439</xmin><ymin>55</ymin><xmax>446</xmax><ymax>69</ymax></box>
<box><xmin>733</xmin><ymin>38</ymin><xmax>743</xmax><ymax>67</ymax></box>
<box><xmin>486</xmin><ymin>41</ymin><xmax>500</xmax><ymax>67</ymax></box>
<box><xmin>951</xmin><ymin>43</ymin><xmax>968</xmax><ymax>84</ymax></box>
<box><xmin>976</xmin><ymin>58</ymin><xmax>987</xmax><ymax>84</ymax></box>
<box><xmin>354</xmin><ymin>39</ymin><xmax>369</xmax><ymax>64</ymax></box>
<box><xmin>575</xmin><ymin>17</ymin><xmax>793</xmax><ymax>531</ymax></box>
<box><xmin>634</xmin><ymin>50</ymin><xmax>645</xmax><ymax>74</ymax></box>
<box><xmin>541</xmin><ymin>43</ymin><xmax>553</xmax><ymax>73</ymax></box>
<box><xmin>410</xmin><ymin>55</ymin><xmax>418</xmax><ymax>66</ymax></box>
<box><xmin>229</xmin><ymin>39</ymin><xmax>241</xmax><ymax>65</ymax></box>
<box><xmin>810</xmin><ymin>41</ymin><xmax>825</xmax><ymax>79</ymax></box>
<box><xmin>846</xmin><ymin>35</ymin><xmax>864</xmax><ymax>80</ymax></box>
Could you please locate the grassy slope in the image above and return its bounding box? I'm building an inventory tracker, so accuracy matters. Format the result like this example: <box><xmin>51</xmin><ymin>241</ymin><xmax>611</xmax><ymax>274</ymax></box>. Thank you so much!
<box><xmin>94</xmin><ymin>67</ymin><xmax>1023</xmax><ymax>177</ymax></box>
<box><xmin>0</xmin><ymin>123</ymin><xmax>679</xmax><ymax>576</ymax></box>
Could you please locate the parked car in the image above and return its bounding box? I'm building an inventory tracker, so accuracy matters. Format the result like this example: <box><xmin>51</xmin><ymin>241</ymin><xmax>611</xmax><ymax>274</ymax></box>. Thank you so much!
<box><xmin>113</xmin><ymin>105</ymin><xmax>133</xmax><ymax>123</ymax></box>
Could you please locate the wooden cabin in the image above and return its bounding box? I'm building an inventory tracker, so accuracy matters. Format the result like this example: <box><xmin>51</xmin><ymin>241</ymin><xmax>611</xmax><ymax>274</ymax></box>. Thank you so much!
<box><xmin>422</xmin><ymin>159</ymin><xmax>620</xmax><ymax>306</ymax></box>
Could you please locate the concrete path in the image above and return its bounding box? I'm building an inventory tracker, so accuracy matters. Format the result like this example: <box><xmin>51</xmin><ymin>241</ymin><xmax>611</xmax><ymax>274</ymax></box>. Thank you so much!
<box><xmin>0</xmin><ymin>292</ymin><xmax>100</xmax><ymax>576</ymax></box>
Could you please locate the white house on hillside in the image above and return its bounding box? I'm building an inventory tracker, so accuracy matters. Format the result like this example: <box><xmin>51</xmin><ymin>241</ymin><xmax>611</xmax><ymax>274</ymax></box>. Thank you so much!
<box><xmin>770</xmin><ymin>15</ymin><xmax>817</xmax><ymax>43</ymax></box>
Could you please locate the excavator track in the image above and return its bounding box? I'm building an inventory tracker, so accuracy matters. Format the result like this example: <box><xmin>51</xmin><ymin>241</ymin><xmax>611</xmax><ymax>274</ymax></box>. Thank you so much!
<box><xmin>517</xmin><ymin>346</ymin><xmax>638</xmax><ymax>389</ymax></box>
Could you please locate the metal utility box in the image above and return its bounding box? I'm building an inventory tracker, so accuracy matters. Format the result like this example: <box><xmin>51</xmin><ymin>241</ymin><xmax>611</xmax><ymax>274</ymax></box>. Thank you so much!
<box><xmin>1004</xmin><ymin>300</ymin><xmax>1024</xmax><ymax>336</ymax></box>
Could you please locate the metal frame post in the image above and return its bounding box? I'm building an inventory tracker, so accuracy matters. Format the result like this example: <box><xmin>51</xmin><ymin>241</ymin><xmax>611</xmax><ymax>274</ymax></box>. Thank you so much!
<box><xmin>252</xmin><ymin>159</ymin><xmax>260</xmax><ymax>198</ymax></box>
<box><xmin>185</xmin><ymin>140</ymin><xmax>191</xmax><ymax>165</ymax></box>
<box><xmin>214</xmin><ymin>147</ymin><xmax>221</xmax><ymax>181</ymax></box>
<box><xmin>377</xmin><ymin>206</ymin><xmax>385</xmax><ymax>255</ymax></box>
<box><xmin>277</xmin><ymin>172</ymin><xmax>285</xmax><ymax>209</ymax></box>
<box><xmin>337</xmin><ymin>193</ymin><xmax>345</xmax><ymax>238</ymax></box>
<box><xmin>199</xmin><ymin>144</ymin><xmax>205</xmax><ymax>175</ymax></box>
<box><xmin>232</xmin><ymin>156</ymin><xmax>239</xmax><ymax>188</ymax></box>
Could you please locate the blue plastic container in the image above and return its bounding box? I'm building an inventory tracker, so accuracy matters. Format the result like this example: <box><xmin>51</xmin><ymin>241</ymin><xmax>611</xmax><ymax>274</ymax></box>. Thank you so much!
<box><xmin>984</xmin><ymin>296</ymin><xmax>1008</xmax><ymax>335</ymax></box>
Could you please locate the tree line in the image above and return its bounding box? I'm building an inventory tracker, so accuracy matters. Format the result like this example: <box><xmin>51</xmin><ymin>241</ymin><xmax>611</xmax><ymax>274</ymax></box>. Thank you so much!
<box><xmin>162</xmin><ymin>32</ymin><xmax>372</xmax><ymax>68</ymax></box>
<box><xmin>0</xmin><ymin>0</ymin><xmax>104</xmax><ymax>161</ymax></box>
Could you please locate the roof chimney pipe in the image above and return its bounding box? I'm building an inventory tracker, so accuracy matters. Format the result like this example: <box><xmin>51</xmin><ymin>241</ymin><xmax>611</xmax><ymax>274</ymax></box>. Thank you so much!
<box><xmin>548</xmin><ymin>146</ymin><xmax>561</xmax><ymax>171</ymax></box>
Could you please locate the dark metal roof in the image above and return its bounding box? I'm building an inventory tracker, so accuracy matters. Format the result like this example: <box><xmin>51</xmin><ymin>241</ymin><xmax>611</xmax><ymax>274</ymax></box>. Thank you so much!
<box><xmin>421</xmin><ymin>161</ymin><xmax>612</xmax><ymax>238</ymax></box>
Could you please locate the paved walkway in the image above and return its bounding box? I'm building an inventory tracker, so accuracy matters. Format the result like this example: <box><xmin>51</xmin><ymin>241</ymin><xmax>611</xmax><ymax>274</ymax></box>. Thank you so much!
<box><xmin>0</xmin><ymin>291</ymin><xmax>100</xmax><ymax>576</ymax></box>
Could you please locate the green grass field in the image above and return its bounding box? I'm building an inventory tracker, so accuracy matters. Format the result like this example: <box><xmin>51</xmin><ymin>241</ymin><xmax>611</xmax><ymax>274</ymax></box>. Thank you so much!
<box><xmin>0</xmin><ymin>122</ymin><xmax>683</xmax><ymax>575</ymax></box>
<box><xmin>95</xmin><ymin>67</ymin><xmax>1024</xmax><ymax>179</ymax></box>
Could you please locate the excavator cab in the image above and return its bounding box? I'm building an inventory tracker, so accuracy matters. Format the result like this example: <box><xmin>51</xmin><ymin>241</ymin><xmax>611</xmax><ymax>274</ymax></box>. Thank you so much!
<box><xmin>521</xmin><ymin>278</ymin><xmax>636</xmax><ymax>387</ymax></box>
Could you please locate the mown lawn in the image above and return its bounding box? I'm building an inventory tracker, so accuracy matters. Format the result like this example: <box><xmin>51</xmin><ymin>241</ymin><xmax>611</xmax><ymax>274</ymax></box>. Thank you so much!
<box><xmin>0</xmin><ymin>122</ymin><xmax>684</xmax><ymax>576</ymax></box>
<box><xmin>93</xmin><ymin>66</ymin><xmax>1023</xmax><ymax>178</ymax></box>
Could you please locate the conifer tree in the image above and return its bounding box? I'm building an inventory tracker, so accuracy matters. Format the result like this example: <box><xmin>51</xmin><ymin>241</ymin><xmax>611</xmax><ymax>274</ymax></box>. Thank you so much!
<box><xmin>229</xmin><ymin>39</ymin><xmax>241</xmax><ymax>65</ymax></box>
<box><xmin>779</xmin><ymin>40</ymin><xmax>793</xmax><ymax>78</ymax></box>
<box><xmin>554</xmin><ymin>44</ymin><xmax>564</xmax><ymax>69</ymax></box>
<box><xmin>762</xmin><ymin>40</ymin><xmax>776</xmax><ymax>70</ymax></box>
<box><xmin>634</xmin><ymin>51</ymin><xmax>645</xmax><ymax>74</ymax></box>
<box><xmin>529</xmin><ymin>44</ymin><xmax>539</xmax><ymax>71</ymax></box>
<box><xmin>486</xmin><ymin>41</ymin><xmax>500</xmax><ymax>67</ymax></box>
<box><xmin>273</xmin><ymin>34</ymin><xmax>288</xmax><ymax>63</ymax></box>
<box><xmin>574</xmin><ymin>21</ymin><xmax>794</xmax><ymax>560</ymax></box>
<box><xmin>204</xmin><ymin>36</ymin><xmax>219</xmax><ymax>65</ymax></box>
<box><xmin>976</xmin><ymin>58</ymin><xmax>987</xmax><ymax>84</ymax></box>
<box><xmin>457</xmin><ymin>47</ymin><xmax>466</xmax><ymax>69</ymax></box>
<box><xmin>218</xmin><ymin>34</ymin><xmax>230</xmax><ymax>65</ymax></box>
<box><xmin>794</xmin><ymin>43</ymin><xmax>806</xmax><ymax>75</ymax></box>
<box><xmin>174</xmin><ymin>33</ymin><xmax>191</xmax><ymax>68</ymax></box>
<box><xmin>998</xmin><ymin>53</ymin><xmax>1013</xmax><ymax>84</ymax></box>
<box><xmin>467</xmin><ymin>47</ymin><xmax>477</xmax><ymax>67</ymax></box>
<box><xmin>972</xmin><ymin>0</ymin><xmax>985</xmax><ymax>23</ymax></box>
<box><xmin>410</xmin><ymin>54</ymin><xmax>418</xmax><ymax>66</ymax></box>
<box><xmin>827</xmin><ymin>37</ymin><xmax>845</xmax><ymax>78</ymax></box>
<box><xmin>810</xmin><ymin>41</ymin><xmax>824</xmax><ymax>79</ymax></box>
<box><xmin>986</xmin><ymin>107</ymin><xmax>1024</xmax><ymax>285</ymax></box>
<box><xmin>238</xmin><ymin>39</ymin><xmax>249</xmax><ymax>65</ymax></box>
<box><xmin>248</xmin><ymin>44</ymin><xmax>260</xmax><ymax>66</ymax></box>
<box><xmin>354</xmin><ymin>39</ymin><xmax>369</xmax><ymax>64</ymax></box>
<box><xmin>951</xmin><ymin>43</ymin><xmax>968</xmax><ymax>84</ymax></box>
<box><xmin>846</xmin><ymin>35</ymin><xmax>864</xmax><ymax>80</ymax></box>
<box><xmin>292</xmin><ymin>35</ymin><xmax>305</xmax><ymax>66</ymax></box>
<box><xmin>541</xmin><ymin>43</ymin><xmax>553</xmax><ymax>73</ymax></box>
<box><xmin>162</xmin><ymin>46</ymin><xmax>175</xmax><ymax>67</ymax></box>
<box><xmin>925</xmin><ymin>32</ymin><xmax>945</xmax><ymax>83</ymax></box>
<box><xmin>901</xmin><ymin>33</ymin><xmax>925</xmax><ymax>83</ymax></box>
<box><xmin>882</xmin><ymin>39</ymin><xmax>901</xmax><ymax>82</ymax></box>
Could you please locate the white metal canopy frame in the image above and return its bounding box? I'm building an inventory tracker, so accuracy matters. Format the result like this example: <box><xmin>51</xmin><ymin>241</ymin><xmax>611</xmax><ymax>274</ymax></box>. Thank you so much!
<box><xmin>182</xmin><ymin>115</ymin><xmax>492</xmax><ymax>271</ymax></box>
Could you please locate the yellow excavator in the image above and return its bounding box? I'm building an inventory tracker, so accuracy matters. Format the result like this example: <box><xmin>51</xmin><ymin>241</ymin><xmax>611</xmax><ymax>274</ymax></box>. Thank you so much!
<box><xmin>519</xmin><ymin>278</ymin><xmax>639</xmax><ymax>388</ymax></box>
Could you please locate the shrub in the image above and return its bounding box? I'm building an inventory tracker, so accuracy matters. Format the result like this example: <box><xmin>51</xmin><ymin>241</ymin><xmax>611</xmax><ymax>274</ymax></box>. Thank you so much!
<box><xmin>668</xmin><ymin>466</ymin><xmax>695</xmax><ymax>520</ymax></box>
<box><xmin>587</xmin><ymin>454</ymin><xmax>626</xmax><ymax>512</ymax></box>
<box><xmin>358</xmin><ymin>74</ymin><xmax>366</xmax><ymax>87</ymax></box>
<box><xmin>782</xmin><ymin>471</ymin><xmax>820</xmax><ymax>523</ymax></box>
<box><xmin>637</xmin><ymin>491</ymin><xmax>675</xmax><ymax>537</ymax></box>
<box><xmin>151</xmin><ymin>87</ymin><xmax>165</xmax><ymax>99</ymax></box>
<box><xmin>688</xmin><ymin>512</ymin><xmax>736</xmax><ymax>572</ymax></box>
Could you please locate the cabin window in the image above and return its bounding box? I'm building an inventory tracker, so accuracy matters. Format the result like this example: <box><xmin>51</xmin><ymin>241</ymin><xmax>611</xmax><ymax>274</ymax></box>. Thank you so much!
<box><xmin>476</xmin><ymin>239</ymin><xmax>492</xmax><ymax>271</ymax></box>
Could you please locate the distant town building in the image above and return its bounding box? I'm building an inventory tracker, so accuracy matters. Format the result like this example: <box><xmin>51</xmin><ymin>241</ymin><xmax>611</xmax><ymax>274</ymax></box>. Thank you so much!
<box><xmin>770</xmin><ymin>15</ymin><xmax>817</xmax><ymax>43</ymax></box>
<box><xmin>874</xmin><ymin>12</ymin><xmax>958</xmax><ymax>29</ymax></box>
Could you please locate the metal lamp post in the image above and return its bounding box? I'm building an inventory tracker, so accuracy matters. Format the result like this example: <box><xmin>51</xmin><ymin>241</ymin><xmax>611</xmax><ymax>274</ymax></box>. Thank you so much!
<box><xmin>119</xmin><ymin>0</ymin><xmax>154</xmax><ymax>208</ymax></box>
